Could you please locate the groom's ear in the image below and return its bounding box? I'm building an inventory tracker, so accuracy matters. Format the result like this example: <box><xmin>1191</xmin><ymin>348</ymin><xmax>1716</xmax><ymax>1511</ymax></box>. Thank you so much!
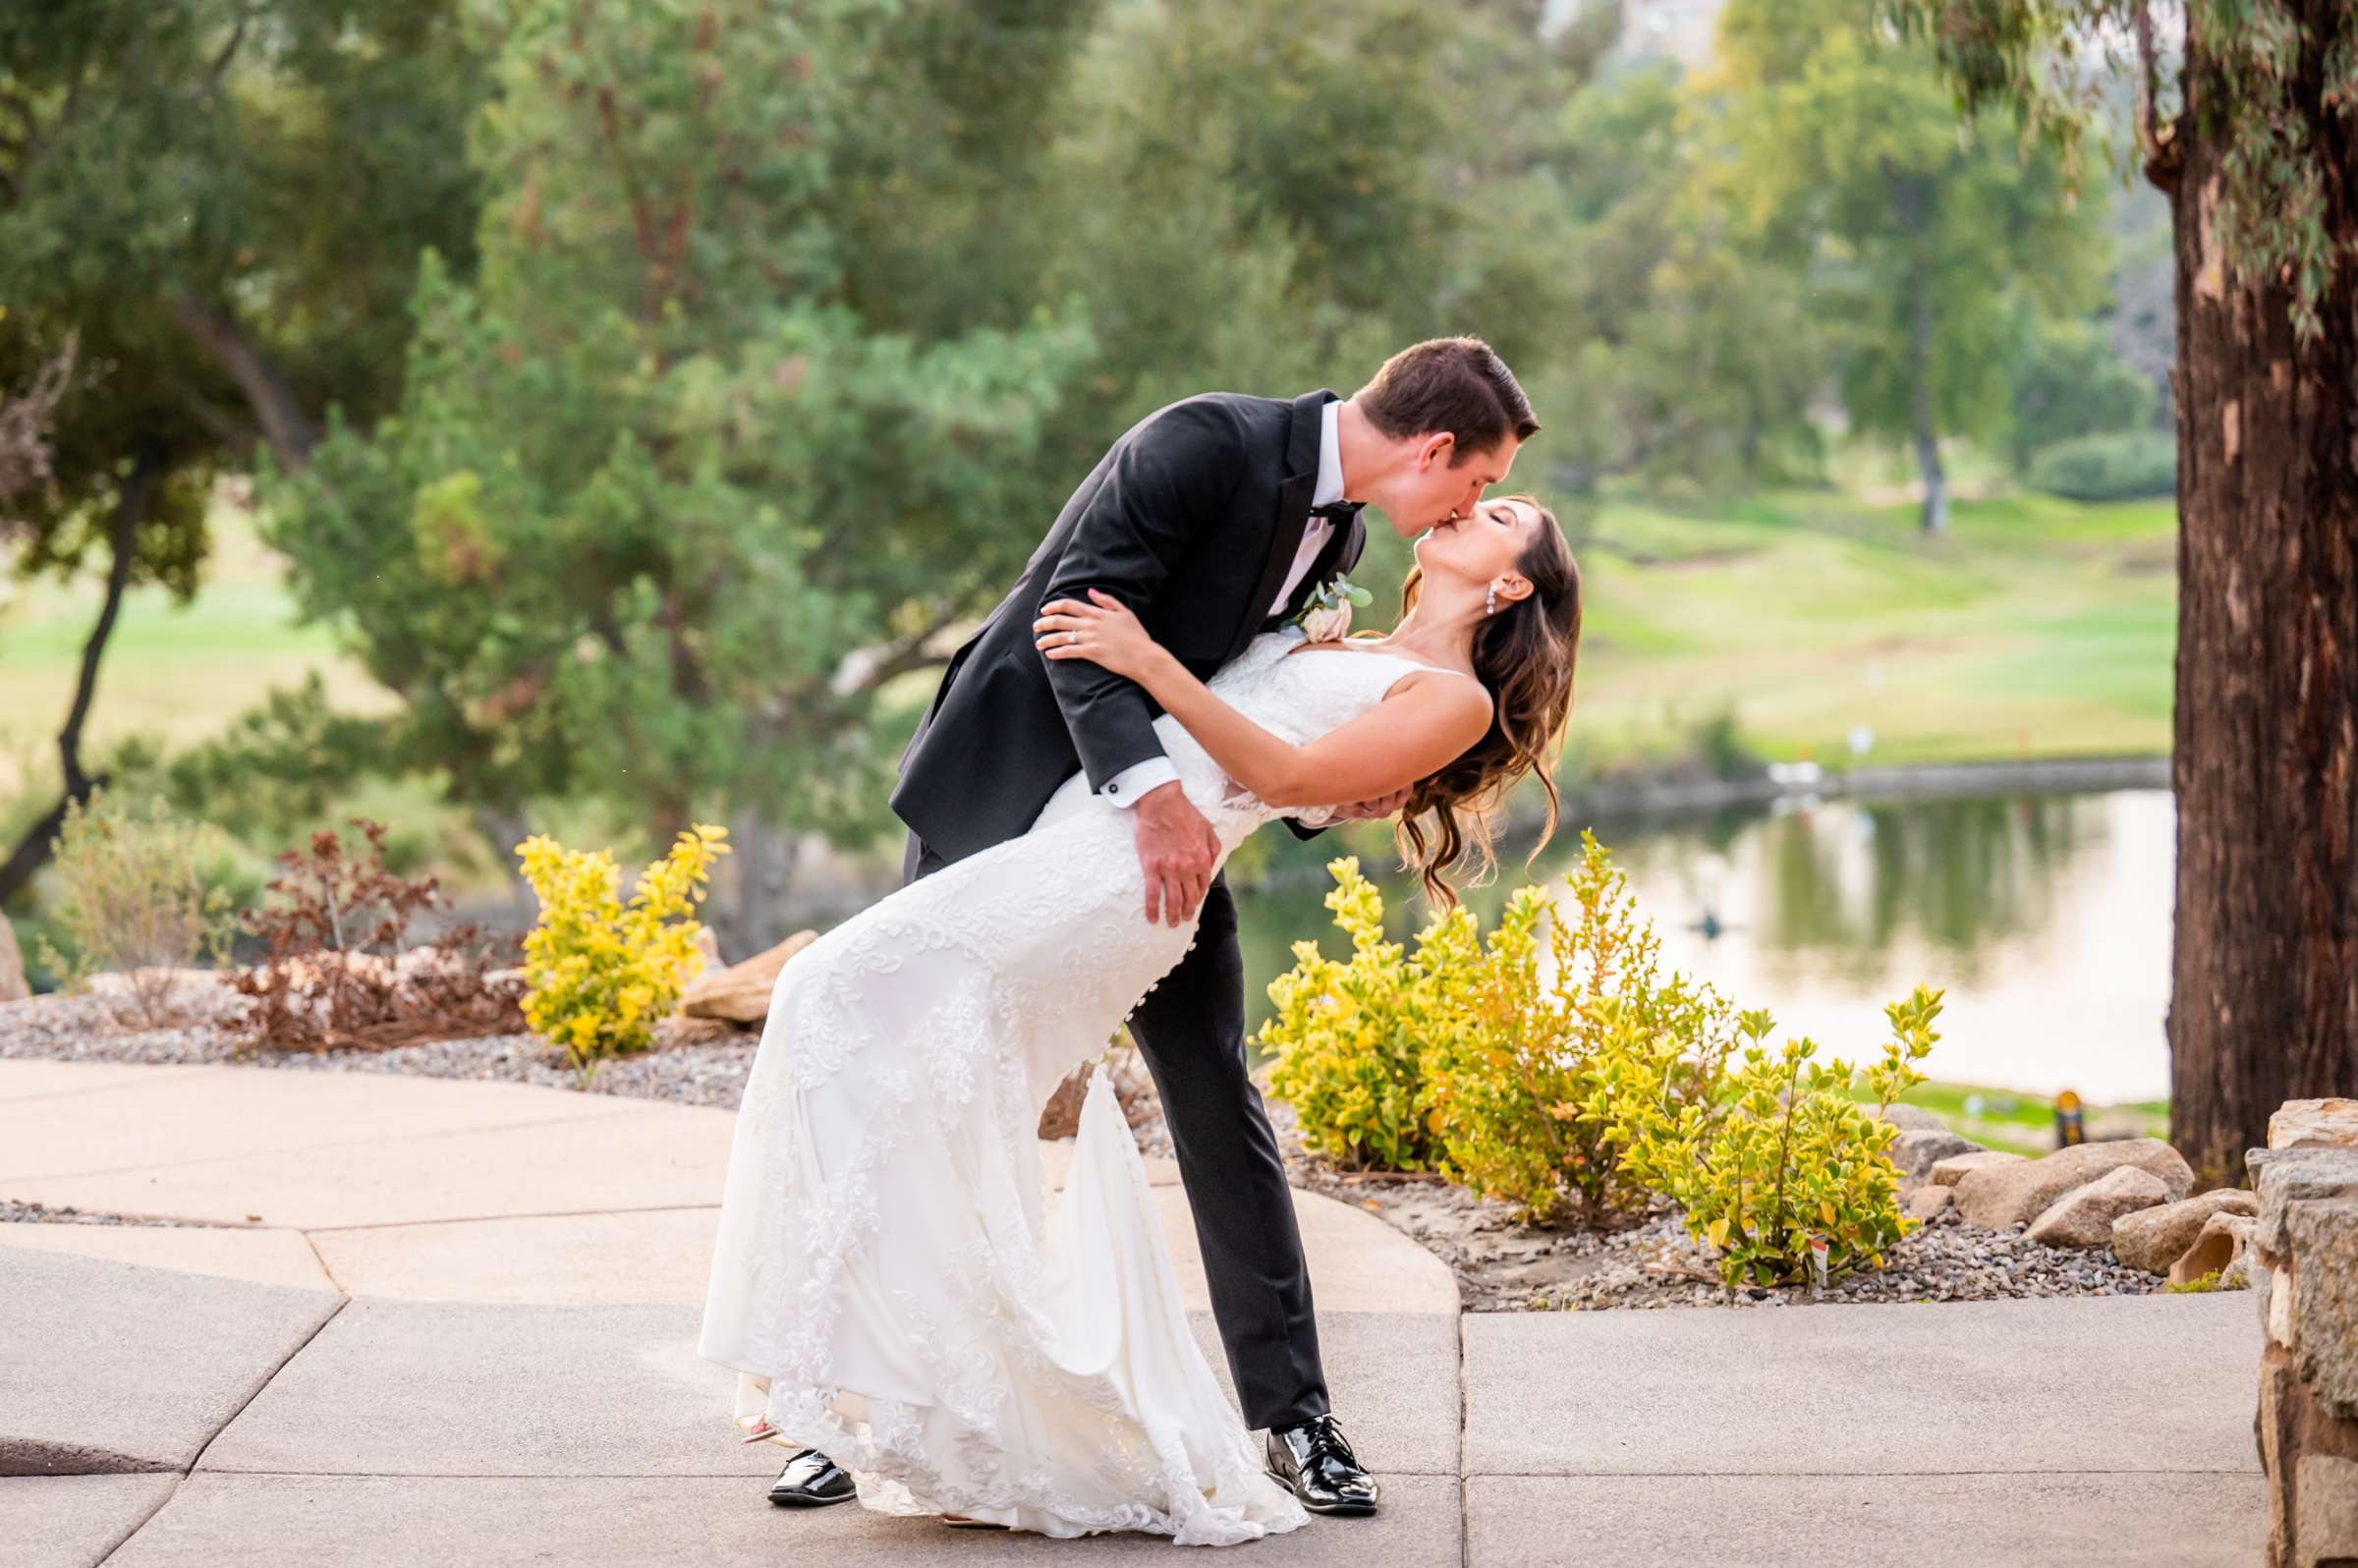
<box><xmin>1415</xmin><ymin>431</ymin><xmax>1455</xmax><ymax>471</ymax></box>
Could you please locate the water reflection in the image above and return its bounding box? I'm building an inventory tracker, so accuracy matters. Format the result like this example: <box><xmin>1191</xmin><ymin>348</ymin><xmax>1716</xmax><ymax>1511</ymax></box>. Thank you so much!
<box><xmin>1232</xmin><ymin>789</ymin><xmax>2174</xmax><ymax>1103</ymax></box>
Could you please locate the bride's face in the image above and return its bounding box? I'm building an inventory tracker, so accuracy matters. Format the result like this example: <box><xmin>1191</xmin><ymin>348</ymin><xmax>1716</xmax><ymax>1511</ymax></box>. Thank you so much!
<box><xmin>1414</xmin><ymin>496</ymin><xmax>1542</xmax><ymax>589</ymax></box>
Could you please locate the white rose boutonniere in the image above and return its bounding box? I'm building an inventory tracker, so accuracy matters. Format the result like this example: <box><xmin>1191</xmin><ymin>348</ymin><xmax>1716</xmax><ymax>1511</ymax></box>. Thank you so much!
<box><xmin>1291</xmin><ymin>573</ymin><xmax>1374</xmax><ymax>644</ymax></box>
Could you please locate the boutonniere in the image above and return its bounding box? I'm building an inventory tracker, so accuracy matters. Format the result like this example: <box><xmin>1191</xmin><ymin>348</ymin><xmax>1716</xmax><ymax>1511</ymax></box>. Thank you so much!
<box><xmin>1289</xmin><ymin>573</ymin><xmax>1374</xmax><ymax>644</ymax></box>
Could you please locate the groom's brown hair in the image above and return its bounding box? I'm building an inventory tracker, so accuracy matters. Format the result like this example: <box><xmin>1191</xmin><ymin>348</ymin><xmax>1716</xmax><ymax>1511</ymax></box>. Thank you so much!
<box><xmin>1356</xmin><ymin>336</ymin><xmax>1539</xmax><ymax>459</ymax></box>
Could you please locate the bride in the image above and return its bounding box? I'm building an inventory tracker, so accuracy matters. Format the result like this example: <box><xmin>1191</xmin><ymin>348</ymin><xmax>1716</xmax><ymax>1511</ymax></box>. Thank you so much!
<box><xmin>699</xmin><ymin>493</ymin><xmax>1582</xmax><ymax>1544</ymax></box>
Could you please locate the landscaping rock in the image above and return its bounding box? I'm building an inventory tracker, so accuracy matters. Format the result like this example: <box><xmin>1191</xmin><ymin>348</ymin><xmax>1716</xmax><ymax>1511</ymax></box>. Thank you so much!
<box><xmin>2279</xmin><ymin>1197</ymin><xmax>2358</xmax><ymax>1412</ymax></box>
<box><xmin>2167</xmin><ymin>1210</ymin><xmax>2256</xmax><ymax>1286</ymax></box>
<box><xmin>1879</xmin><ymin>1104</ymin><xmax>1950</xmax><ymax>1133</ymax></box>
<box><xmin>2267</xmin><ymin>1097</ymin><xmax>2358</xmax><ymax>1152</ymax></box>
<box><xmin>1954</xmin><ymin>1138</ymin><xmax>2195</xmax><ymax>1230</ymax></box>
<box><xmin>2111</xmin><ymin>1189</ymin><xmax>2262</xmax><ymax>1274</ymax></box>
<box><xmin>2025</xmin><ymin>1166</ymin><xmax>2169</xmax><ymax>1250</ymax></box>
<box><xmin>1891</xmin><ymin>1128</ymin><xmax>1980</xmax><ymax>1181</ymax></box>
<box><xmin>2251</xmin><ymin>1138</ymin><xmax>2358</xmax><ymax>1568</ymax></box>
<box><xmin>1928</xmin><ymin>1149</ymin><xmax>2026</xmax><ymax>1189</ymax></box>
<box><xmin>678</xmin><ymin>931</ymin><xmax>814</xmax><ymax>1025</ymax></box>
<box><xmin>1902</xmin><ymin>1185</ymin><xmax>1954</xmax><ymax>1222</ymax></box>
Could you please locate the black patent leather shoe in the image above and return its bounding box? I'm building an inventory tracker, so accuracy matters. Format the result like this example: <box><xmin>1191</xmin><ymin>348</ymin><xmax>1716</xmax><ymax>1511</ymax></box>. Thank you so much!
<box><xmin>767</xmin><ymin>1448</ymin><xmax>856</xmax><ymax>1507</ymax></box>
<box><xmin>1265</xmin><ymin>1414</ymin><xmax>1380</xmax><ymax>1516</ymax></box>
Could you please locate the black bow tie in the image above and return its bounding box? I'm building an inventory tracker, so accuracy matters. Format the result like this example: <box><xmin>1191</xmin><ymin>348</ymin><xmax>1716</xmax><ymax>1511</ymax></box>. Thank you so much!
<box><xmin>1309</xmin><ymin>500</ymin><xmax>1360</xmax><ymax>524</ymax></box>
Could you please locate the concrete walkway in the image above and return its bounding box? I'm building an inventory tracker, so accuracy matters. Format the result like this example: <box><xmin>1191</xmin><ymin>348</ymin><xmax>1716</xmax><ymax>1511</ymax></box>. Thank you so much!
<box><xmin>0</xmin><ymin>1059</ymin><xmax>1453</xmax><ymax>1313</ymax></box>
<box><xmin>1</xmin><ymin>1059</ymin><xmax>2267</xmax><ymax>1565</ymax></box>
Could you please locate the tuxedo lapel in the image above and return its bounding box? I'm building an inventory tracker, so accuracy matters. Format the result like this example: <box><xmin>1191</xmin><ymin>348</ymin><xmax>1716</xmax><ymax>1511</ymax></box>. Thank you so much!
<box><xmin>1228</xmin><ymin>389</ymin><xmax>1336</xmax><ymax>661</ymax></box>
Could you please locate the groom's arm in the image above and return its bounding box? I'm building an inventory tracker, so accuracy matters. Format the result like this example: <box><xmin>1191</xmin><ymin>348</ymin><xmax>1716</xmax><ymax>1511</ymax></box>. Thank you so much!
<box><xmin>1038</xmin><ymin>401</ymin><xmax>1243</xmax><ymax>791</ymax></box>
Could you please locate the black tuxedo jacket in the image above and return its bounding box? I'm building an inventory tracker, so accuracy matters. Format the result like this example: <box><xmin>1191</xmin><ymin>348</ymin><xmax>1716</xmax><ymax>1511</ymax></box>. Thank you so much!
<box><xmin>892</xmin><ymin>389</ymin><xmax>1367</xmax><ymax>865</ymax></box>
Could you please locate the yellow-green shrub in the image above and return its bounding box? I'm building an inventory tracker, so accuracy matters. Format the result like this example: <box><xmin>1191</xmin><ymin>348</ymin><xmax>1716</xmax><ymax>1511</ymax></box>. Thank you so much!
<box><xmin>1607</xmin><ymin>987</ymin><xmax>1942</xmax><ymax>1288</ymax></box>
<box><xmin>1260</xmin><ymin>859</ymin><xmax>1445</xmax><ymax>1171</ymax></box>
<box><xmin>1423</xmin><ymin>831</ymin><xmax>1746</xmax><ymax>1224</ymax></box>
<box><xmin>515</xmin><ymin>824</ymin><xmax>728</xmax><ymax>1081</ymax></box>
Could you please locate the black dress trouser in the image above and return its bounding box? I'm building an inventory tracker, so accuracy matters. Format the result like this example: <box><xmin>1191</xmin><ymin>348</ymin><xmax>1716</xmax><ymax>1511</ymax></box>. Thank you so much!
<box><xmin>904</xmin><ymin>832</ymin><xmax>1331</xmax><ymax>1432</ymax></box>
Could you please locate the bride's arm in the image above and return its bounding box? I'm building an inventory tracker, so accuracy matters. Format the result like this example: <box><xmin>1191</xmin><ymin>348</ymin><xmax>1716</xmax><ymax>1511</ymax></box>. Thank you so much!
<box><xmin>1035</xmin><ymin>589</ymin><xmax>1491</xmax><ymax>809</ymax></box>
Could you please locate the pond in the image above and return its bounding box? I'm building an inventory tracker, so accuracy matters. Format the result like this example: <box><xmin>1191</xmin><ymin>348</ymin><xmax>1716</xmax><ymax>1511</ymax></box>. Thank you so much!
<box><xmin>1230</xmin><ymin>788</ymin><xmax>2176</xmax><ymax>1104</ymax></box>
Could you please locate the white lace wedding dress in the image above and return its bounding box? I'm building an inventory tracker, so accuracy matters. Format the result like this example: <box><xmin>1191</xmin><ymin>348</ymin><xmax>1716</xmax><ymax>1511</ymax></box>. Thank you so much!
<box><xmin>698</xmin><ymin>627</ymin><xmax>1460</xmax><ymax>1544</ymax></box>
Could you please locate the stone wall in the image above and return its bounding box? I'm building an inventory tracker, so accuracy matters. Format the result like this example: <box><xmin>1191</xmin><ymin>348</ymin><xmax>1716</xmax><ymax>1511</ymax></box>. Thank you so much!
<box><xmin>2250</xmin><ymin>1098</ymin><xmax>2358</xmax><ymax>1568</ymax></box>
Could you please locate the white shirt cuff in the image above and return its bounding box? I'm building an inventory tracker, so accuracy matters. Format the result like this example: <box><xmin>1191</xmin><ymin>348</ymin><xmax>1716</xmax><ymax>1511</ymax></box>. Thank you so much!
<box><xmin>1100</xmin><ymin>756</ymin><xmax>1180</xmax><ymax>808</ymax></box>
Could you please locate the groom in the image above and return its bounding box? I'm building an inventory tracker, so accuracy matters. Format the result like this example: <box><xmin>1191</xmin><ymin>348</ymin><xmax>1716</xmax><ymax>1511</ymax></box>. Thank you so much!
<box><xmin>764</xmin><ymin>337</ymin><xmax>1535</xmax><ymax>1518</ymax></box>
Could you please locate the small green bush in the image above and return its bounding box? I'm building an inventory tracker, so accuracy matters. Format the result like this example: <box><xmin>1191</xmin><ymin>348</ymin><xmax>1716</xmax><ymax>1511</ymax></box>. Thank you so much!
<box><xmin>1421</xmin><ymin>832</ymin><xmax>1743</xmax><ymax>1223</ymax></box>
<box><xmin>36</xmin><ymin>792</ymin><xmax>239</xmax><ymax>1027</ymax></box>
<box><xmin>2164</xmin><ymin>1267</ymin><xmax>2248</xmax><ymax>1294</ymax></box>
<box><xmin>1261</xmin><ymin>859</ymin><xmax>1445</xmax><ymax>1172</ymax></box>
<box><xmin>1607</xmin><ymin>987</ymin><xmax>1942</xmax><ymax>1288</ymax></box>
<box><xmin>1263</xmin><ymin>840</ymin><xmax>1945</xmax><ymax>1290</ymax></box>
<box><xmin>2025</xmin><ymin>429</ymin><xmax>2176</xmax><ymax>501</ymax></box>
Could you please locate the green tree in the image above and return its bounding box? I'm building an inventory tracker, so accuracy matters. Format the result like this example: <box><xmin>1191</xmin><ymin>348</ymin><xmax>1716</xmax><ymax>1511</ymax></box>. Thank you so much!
<box><xmin>1535</xmin><ymin>58</ymin><xmax>1826</xmax><ymax>498</ymax></box>
<box><xmin>0</xmin><ymin>0</ymin><xmax>486</xmax><ymax>899</ymax></box>
<box><xmin>1711</xmin><ymin>0</ymin><xmax>2109</xmax><ymax>532</ymax></box>
<box><xmin>2007</xmin><ymin>317</ymin><xmax>2158</xmax><ymax>472</ymax></box>
<box><xmin>262</xmin><ymin>0</ymin><xmax>1088</xmax><ymax>947</ymax></box>
<box><xmin>1883</xmin><ymin>0</ymin><xmax>2358</xmax><ymax>1187</ymax></box>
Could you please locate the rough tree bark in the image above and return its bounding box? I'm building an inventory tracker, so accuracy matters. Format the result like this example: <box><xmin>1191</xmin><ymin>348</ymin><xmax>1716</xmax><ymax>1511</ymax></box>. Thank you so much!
<box><xmin>2164</xmin><ymin>2</ymin><xmax>2358</xmax><ymax>1185</ymax></box>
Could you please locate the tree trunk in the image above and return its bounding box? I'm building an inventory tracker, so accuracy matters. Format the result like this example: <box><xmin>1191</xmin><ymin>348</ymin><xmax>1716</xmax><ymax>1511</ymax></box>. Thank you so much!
<box><xmin>0</xmin><ymin>438</ymin><xmax>167</xmax><ymax>904</ymax></box>
<box><xmin>1908</xmin><ymin>267</ymin><xmax>1947</xmax><ymax>536</ymax></box>
<box><xmin>165</xmin><ymin>288</ymin><xmax>318</xmax><ymax>471</ymax></box>
<box><xmin>709</xmin><ymin>809</ymin><xmax>798</xmax><ymax>958</ymax></box>
<box><xmin>2164</xmin><ymin>13</ymin><xmax>2358</xmax><ymax>1187</ymax></box>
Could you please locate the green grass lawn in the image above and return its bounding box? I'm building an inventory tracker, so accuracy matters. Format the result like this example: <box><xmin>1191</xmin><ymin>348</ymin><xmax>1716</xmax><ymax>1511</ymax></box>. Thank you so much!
<box><xmin>1566</xmin><ymin>485</ymin><xmax>2176</xmax><ymax>772</ymax></box>
<box><xmin>0</xmin><ymin>508</ymin><xmax>393</xmax><ymax>795</ymax></box>
<box><xmin>1877</xmin><ymin>1079</ymin><xmax>2172</xmax><ymax>1157</ymax></box>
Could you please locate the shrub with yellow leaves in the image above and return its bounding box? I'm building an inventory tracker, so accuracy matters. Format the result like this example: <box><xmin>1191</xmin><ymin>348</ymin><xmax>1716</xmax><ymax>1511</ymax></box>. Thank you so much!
<box><xmin>514</xmin><ymin>824</ymin><xmax>729</xmax><ymax>1083</ymax></box>
<box><xmin>1263</xmin><ymin>834</ymin><xmax>1944</xmax><ymax>1292</ymax></box>
<box><xmin>1261</xmin><ymin>858</ymin><xmax>1445</xmax><ymax>1172</ymax></box>
<box><xmin>1604</xmin><ymin>987</ymin><xmax>1942</xmax><ymax>1289</ymax></box>
<box><xmin>1422</xmin><ymin>831</ymin><xmax>1746</xmax><ymax>1224</ymax></box>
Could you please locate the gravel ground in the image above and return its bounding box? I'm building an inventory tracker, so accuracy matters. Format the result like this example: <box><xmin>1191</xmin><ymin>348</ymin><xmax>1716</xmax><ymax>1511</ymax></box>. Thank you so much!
<box><xmin>0</xmin><ymin>990</ymin><xmax>763</xmax><ymax>1107</ymax></box>
<box><xmin>1</xmin><ymin>1199</ymin><xmax>211</xmax><ymax>1228</ymax></box>
<box><xmin>3</xmin><ymin>988</ymin><xmax>2183</xmax><ymax>1308</ymax></box>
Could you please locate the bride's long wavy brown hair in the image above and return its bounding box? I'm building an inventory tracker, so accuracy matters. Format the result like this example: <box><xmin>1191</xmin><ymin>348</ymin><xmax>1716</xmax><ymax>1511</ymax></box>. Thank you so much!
<box><xmin>1394</xmin><ymin>494</ymin><xmax>1583</xmax><ymax>906</ymax></box>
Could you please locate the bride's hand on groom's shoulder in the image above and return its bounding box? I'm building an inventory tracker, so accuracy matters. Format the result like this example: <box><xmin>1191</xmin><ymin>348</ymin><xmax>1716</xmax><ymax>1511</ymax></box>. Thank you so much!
<box><xmin>1035</xmin><ymin>589</ymin><xmax>1162</xmax><ymax>682</ymax></box>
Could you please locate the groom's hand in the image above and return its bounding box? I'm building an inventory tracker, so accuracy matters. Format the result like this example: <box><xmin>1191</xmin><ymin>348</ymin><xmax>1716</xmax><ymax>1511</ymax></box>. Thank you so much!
<box><xmin>1134</xmin><ymin>781</ymin><xmax>1219</xmax><ymax>926</ymax></box>
<box><xmin>1323</xmin><ymin>786</ymin><xmax>1415</xmax><ymax>822</ymax></box>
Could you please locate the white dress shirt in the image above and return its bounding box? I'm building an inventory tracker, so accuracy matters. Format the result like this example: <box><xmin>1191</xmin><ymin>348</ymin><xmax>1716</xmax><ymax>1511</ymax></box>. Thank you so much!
<box><xmin>1098</xmin><ymin>399</ymin><xmax>1347</xmax><ymax>808</ymax></box>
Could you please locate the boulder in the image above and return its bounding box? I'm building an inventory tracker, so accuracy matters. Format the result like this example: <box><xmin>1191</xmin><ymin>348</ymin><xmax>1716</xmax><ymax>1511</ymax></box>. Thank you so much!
<box><xmin>1953</xmin><ymin>1137</ymin><xmax>2195</xmax><ymax>1230</ymax></box>
<box><xmin>2111</xmin><ymin>1188</ymin><xmax>2262</xmax><ymax>1274</ymax></box>
<box><xmin>2025</xmin><ymin>1165</ymin><xmax>2170</xmax><ymax>1249</ymax></box>
<box><xmin>2268</xmin><ymin>1098</ymin><xmax>2358</xmax><ymax>1152</ymax></box>
<box><xmin>1890</xmin><ymin>1128</ymin><xmax>1980</xmax><ymax>1181</ymax></box>
<box><xmin>679</xmin><ymin>930</ymin><xmax>816</xmax><ymax>1024</ymax></box>
<box><xmin>2251</xmin><ymin>1136</ymin><xmax>2358</xmax><ymax>1567</ymax></box>
<box><xmin>2168</xmin><ymin>1209</ymin><xmax>2257</xmax><ymax>1287</ymax></box>
<box><xmin>1902</xmin><ymin>1185</ymin><xmax>1954</xmax><ymax>1222</ymax></box>
<box><xmin>0</xmin><ymin>912</ymin><xmax>27</xmax><ymax>1003</ymax></box>
<box><xmin>1928</xmin><ymin>1149</ymin><xmax>2025</xmax><ymax>1189</ymax></box>
<box><xmin>1879</xmin><ymin>1104</ymin><xmax>1950</xmax><ymax>1133</ymax></box>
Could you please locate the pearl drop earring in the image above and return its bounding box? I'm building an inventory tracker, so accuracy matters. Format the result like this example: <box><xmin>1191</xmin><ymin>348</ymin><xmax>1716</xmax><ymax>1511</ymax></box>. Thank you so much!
<box><xmin>1486</xmin><ymin>585</ymin><xmax>1498</xmax><ymax>616</ymax></box>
